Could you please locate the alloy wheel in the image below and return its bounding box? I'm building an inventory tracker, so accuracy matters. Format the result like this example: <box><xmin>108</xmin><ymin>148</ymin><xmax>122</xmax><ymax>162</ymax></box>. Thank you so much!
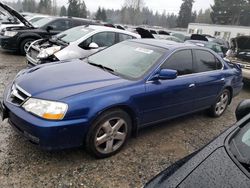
<box><xmin>24</xmin><ymin>41</ymin><xmax>32</xmax><ymax>53</ymax></box>
<box><xmin>215</xmin><ymin>91</ymin><xmax>229</xmax><ymax>116</ymax></box>
<box><xmin>94</xmin><ymin>117</ymin><xmax>128</xmax><ymax>154</ymax></box>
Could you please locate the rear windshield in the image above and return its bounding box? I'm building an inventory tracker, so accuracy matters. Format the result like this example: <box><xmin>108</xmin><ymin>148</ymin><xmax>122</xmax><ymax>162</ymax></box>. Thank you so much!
<box><xmin>56</xmin><ymin>27</ymin><xmax>94</xmax><ymax>43</ymax></box>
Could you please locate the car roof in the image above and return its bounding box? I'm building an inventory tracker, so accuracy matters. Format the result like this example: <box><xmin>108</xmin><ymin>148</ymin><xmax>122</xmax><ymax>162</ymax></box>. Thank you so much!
<box><xmin>130</xmin><ymin>39</ymin><xmax>196</xmax><ymax>50</ymax></box>
<box><xmin>187</xmin><ymin>40</ymin><xmax>218</xmax><ymax>45</ymax></box>
<box><xmin>82</xmin><ymin>25</ymin><xmax>140</xmax><ymax>38</ymax></box>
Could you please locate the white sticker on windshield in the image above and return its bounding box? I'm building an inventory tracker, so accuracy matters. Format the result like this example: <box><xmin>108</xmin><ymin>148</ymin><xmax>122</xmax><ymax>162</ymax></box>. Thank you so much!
<box><xmin>135</xmin><ymin>48</ymin><xmax>153</xmax><ymax>54</ymax></box>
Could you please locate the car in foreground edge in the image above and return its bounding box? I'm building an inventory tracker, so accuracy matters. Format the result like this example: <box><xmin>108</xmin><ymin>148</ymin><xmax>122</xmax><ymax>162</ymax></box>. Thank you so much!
<box><xmin>145</xmin><ymin>100</ymin><xmax>250</xmax><ymax>188</ymax></box>
<box><xmin>0</xmin><ymin>39</ymin><xmax>243</xmax><ymax>158</ymax></box>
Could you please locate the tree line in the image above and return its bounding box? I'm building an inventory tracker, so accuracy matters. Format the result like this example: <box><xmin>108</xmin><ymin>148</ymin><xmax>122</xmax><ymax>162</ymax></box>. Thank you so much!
<box><xmin>2</xmin><ymin>0</ymin><xmax>250</xmax><ymax>28</ymax></box>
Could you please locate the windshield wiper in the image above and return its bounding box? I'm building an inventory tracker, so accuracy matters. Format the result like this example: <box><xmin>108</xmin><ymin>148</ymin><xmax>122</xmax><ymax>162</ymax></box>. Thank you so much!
<box><xmin>88</xmin><ymin>61</ymin><xmax>117</xmax><ymax>75</ymax></box>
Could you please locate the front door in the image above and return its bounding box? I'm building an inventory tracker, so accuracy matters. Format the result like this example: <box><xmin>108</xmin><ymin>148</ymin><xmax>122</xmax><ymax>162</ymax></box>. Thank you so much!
<box><xmin>142</xmin><ymin>49</ymin><xmax>196</xmax><ymax>125</ymax></box>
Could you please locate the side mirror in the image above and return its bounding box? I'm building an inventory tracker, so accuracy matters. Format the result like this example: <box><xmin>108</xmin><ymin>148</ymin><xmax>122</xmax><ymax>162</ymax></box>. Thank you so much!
<box><xmin>88</xmin><ymin>42</ymin><xmax>99</xmax><ymax>49</ymax></box>
<box><xmin>157</xmin><ymin>69</ymin><xmax>178</xmax><ymax>80</ymax></box>
<box><xmin>235</xmin><ymin>100</ymin><xmax>250</xmax><ymax>121</ymax></box>
<box><xmin>46</xmin><ymin>25</ymin><xmax>54</xmax><ymax>32</ymax></box>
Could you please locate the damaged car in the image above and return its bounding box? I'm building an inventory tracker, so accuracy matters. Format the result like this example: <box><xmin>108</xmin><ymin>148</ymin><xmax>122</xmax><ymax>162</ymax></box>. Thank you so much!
<box><xmin>0</xmin><ymin>2</ymin><xmax>97</xmax><ymax>54</ymax></box>
<box><xmin>227</xmin><ymin>36</ymin><xmax>250</xmax><ymax>83</ymax></box>
<box><xmin>26</xmin><ymin>25</ymin><xmax>140</xmax><ymax>66</ymax></box>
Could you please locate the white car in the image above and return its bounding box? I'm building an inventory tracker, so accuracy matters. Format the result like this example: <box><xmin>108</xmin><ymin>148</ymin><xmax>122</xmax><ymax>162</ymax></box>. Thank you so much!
<box><xmin>0</xmin><ymin>14</ymin><xmax>49</xmax><ymax>32</ymax></box>
<box><xmin>26</xmin><ymin>25</ymin><xmax>140</xmax><ymax>66</ymax></box>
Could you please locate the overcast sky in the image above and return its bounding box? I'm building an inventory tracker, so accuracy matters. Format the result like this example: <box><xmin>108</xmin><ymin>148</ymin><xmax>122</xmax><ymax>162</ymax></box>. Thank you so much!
<box><xmin>76</xmin><ymin>0</ymin><xmax>214</xmax><ymax>14</ymax></box>
<box><xmin>7</xmin><ymin>0</ymin><xmax>214</xmax><ymax>14</ymax></box>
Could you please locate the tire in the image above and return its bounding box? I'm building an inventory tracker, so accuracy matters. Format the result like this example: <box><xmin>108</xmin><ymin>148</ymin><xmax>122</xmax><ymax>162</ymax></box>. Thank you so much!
<box><xmin>86</xmin><ymin>109</ymin><xmax>132</xmax><ymax>158</ymax></box>
<box><xmin>19</xmin><ymin>38</ymin><xmax>36</xmax><ymax>55</ymax></box>
<box><xmin>208</xmin><ymin>89</ymin><xmax>230</xmax><ymax>117</ymax></box>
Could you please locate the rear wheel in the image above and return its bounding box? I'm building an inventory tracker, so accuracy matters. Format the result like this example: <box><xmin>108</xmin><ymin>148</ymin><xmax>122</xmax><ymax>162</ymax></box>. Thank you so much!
<box><xmin>209</xmin><ymin>89</ymin><xmax>230</xmax><ymax>117</ymax></box>
<box><xmin>20</xmin><ymin>38</ymin><xmax>36</xmax><ymax>55</ymax></box>
<box><xmin>86</xmin><ymin>109</ymin><xmax>132</xmax><ymax>158</ymax></box>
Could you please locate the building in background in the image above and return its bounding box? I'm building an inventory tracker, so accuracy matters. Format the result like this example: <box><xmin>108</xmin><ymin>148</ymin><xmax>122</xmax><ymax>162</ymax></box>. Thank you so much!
<box><xmin>188</xmin><ymin>23</ymin><xmax>250</xmax><ymax>41</ymax></box>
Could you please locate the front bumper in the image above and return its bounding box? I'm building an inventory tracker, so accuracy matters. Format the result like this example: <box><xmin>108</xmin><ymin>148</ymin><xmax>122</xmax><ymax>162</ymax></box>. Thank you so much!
<box><xmin>0</xmin><ymin>35</ymin><xmax>18</xmax><ymax>51</ymax></box>
<box><xmin>26</xmin><ymin>53</ymin><xmax>41</xmax><ymax>67</ymax></box>
<box><xmin>1</xmin><ymin>96</ymin><xmax>90</xmax><ymax>150</ymax></box>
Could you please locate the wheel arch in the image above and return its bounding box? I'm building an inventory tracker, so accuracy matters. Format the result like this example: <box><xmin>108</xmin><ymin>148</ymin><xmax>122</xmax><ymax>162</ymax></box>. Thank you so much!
<box><xmin>17</xmin><ymin>34</ymin><xmax>42</xmax><ymax>47</ymax></box>
<box><xmin>92</xmin><ymin>104</ymin><xmax>139</xmax><ymax>137</ymax></box>
<box><xmin>224</xmin><ymin>86</ymin><xmax>233</xmax><ymax>104</ymax></box>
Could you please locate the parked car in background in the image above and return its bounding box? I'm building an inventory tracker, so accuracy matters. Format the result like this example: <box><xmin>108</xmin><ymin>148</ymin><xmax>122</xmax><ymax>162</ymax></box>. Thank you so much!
<box><xmin>227</xmin><ymin>36</ymin><xmax>250</xmax><ymax>83</ymax></box>
<box><xmin>0</xmin><ymin>2</ymin><xmax>98</xmax><ymax>54</ymax></box>
<box><xmin>185</xmin><ymin>40</ymin><xmax>224</xmax><ymax>57</ymax></box>
<box><xmin>0</xmin><ymin>14</ymin><xmax>49</xmax><ymax>33</ymax></box>
<box><xmin>145</xmin><ymin>100</ymin><xmax>250</xmax><ymax>188</ymax></box>
<box><xmin>26</xmin><ymin>25</ymin><xmax>140</xmax><ymax>66</ymax></box>
<box><xmin>0</xmin><ymin>39</ymin><xmax>243</xmax><ymax>158</ymax></box>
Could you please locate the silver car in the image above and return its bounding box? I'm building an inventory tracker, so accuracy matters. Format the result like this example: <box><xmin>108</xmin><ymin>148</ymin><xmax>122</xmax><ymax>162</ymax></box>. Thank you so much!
<box><xmin>26</xmin><ymin>25</ymin><xmax>140</xmax><ymax>66</ymax></box>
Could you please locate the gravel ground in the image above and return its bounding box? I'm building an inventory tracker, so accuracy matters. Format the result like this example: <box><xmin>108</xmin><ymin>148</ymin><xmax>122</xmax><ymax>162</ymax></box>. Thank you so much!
<box><xmin>0</xmin><ymin>51</ymin><xmax>249</xmax><ymax>188</ymax></box>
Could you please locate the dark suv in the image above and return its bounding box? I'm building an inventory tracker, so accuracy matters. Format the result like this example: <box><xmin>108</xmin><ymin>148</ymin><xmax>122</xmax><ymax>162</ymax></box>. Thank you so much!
<box><xmin>0</xmin><ymin>2</ymin><xmax>97</xmax><ymax>54</ymax></box>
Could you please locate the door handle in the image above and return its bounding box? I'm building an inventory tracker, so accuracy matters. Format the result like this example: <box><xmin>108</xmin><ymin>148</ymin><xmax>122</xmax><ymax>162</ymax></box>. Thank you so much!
<box><xmin>221</xmin><ymin>78</ymin><xmax>225</xmax><ymax>82</ymax></box>
<box><xmin>189</xmin><ymin>83</ymin><xmax>195</xmax><ymax>88</ymax></box>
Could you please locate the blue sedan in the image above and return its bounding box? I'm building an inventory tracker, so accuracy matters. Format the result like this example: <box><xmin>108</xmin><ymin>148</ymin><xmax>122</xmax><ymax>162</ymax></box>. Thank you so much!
<box><xmin>0</xmin><ymin>39</ymin><xmax>243</xmax><ymax>158</ymax></box>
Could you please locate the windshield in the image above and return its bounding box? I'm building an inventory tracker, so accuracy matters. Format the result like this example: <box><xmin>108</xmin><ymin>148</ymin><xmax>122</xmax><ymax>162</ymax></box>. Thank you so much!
<box><xmin>229</xmin><ymin>121</ymin><xmax>250</xmax><ymax>164</ymax></box>
<box><xmin>88</xmin><ymin>41</ymin><xmax>165</xmax><ymax>79</ymax></box>
<box><xmin>33</xmin><ymin>17</ymin><xmax>54</xmax><ymax>28</ymax></box>
<box><xmin>56</xmin><ymin>27</ymin><xmax>93</xmax><ymax>43</ymax></box>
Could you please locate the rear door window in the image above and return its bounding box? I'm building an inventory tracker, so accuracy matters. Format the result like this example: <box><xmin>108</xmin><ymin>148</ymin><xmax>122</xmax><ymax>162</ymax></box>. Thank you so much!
<box><xmin>194</xmin><ymin>50</ymin><xmax>219</xmax><ymax>73</ymax></box>
<box><xmin>161</xmin><ymin>50</ymin><xmax>193</xmax><ymax>76</ymax></box>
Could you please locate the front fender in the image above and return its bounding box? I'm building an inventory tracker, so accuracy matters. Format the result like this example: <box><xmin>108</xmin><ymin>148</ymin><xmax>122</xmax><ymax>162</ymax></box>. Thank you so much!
<box><xmin>17</xmin><ymin>33</ymin><xmax>42</xmax><ymax>45</ymax></box>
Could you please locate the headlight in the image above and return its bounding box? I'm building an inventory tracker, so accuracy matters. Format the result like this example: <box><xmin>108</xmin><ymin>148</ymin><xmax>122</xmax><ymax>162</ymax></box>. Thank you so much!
<box><xmin>4</xmin><ymin>31</ymin><xmax>18</xmax><ymax>37</ymax></box>
<box><xmin>22</xmin><ymin>98</ymin><xmax>68</xmax><ymax>120</ymax></box>
<box><xmin>37</xmin><ymin>46</ymin><xmax>61</xmax><ymax>59</ymax></box>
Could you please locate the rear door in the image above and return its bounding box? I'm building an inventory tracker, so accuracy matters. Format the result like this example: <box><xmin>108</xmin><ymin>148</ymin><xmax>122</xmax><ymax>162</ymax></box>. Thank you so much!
<box><xmin>192</xmin><ymin>49</ymin><xmax>225</xmax><ymax>110</ymax></box>
<box><xmin>142</xmin><ymin>49</ymin><xmax>196</xmax><ymax>124</ymax></box>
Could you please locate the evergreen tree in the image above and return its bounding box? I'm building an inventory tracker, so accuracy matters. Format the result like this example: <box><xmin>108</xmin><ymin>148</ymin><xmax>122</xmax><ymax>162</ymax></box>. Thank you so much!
<box><xmin>211</xmin><ymin>0</ymin><xmax>249</xmax><ymax>25</ymax></box>
<box><xmin>196</xmin><ymin>9</ymin><xmax>212</xmax><ymax>24</ymax></box>
<box><xmin>79</xmin><ymin>0</ymin><xmax>87</xmax><ymax>18</ymax></box>
<box><xmin>95</xmin><ymin>7</ymin><xmax>102</xmax><ymax>20</ymax></box>
<box><xmin>68</xmin><ymin>0</ymin><xmax>79</xmax><ymax>17</ymax></box>
<box><xmin>60</xmin><ymin>6</ymin><xmax>67</xmax><ymax>16</ymax></box>
<box><xmin>38</xmin><ymin>0</ymin><xmax>52</xmax><ymax>14</ymax></box>
<box><xmin>177</xmin><ymin>0</ymin><xmax>194</xmax><ymax>28</ymax></box>
<box><xmin>101</xmin><ymin>8</ymin><xmax>107</xmax><ymax>22</ymax></box>
<box><xmin>22</xmin><ymin>0</ymin><xmax>37</xmax><ymax>12</ymax></box>
<box><xmin>68</xmin><ymin>0</ymin><xmax>87</xmax><ymax>18</ymax></box>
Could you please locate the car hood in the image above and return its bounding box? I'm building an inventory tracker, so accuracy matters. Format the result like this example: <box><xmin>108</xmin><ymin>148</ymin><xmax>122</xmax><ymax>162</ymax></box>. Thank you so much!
<box><xmin>233</xmin><ymin>36</ymin><xmax>250</xmax><ymax>50</ymax></box>
<box><xmin>146</xmin><ymin>147</ymin><xmax>250</xmax><ymax>188</ymax></box>
<box><xmin>0</xmin><ymin>2</ymin><xmax>34</xmax><ymax>28</ymax></box>
<box><xmin>15</xmin><ymin>59</ymin><xmax>128</xmax><ymax>100</ymax></box>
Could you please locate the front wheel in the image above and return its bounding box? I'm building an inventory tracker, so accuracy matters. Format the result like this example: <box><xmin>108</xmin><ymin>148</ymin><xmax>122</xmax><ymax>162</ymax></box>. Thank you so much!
<box><xmin>209</xmin><ymin>89</ymin><xmax>230</xmax><ymax>117</ymax></box>
<box><xmin>20</xmin><ymin>38</ymin><xmax>35</xmax><ymax>55</ymax></box>
<box><xmin>86</xmin><ymin>109</ymin><xmax>132</xmax><ymax>158</ymax></box>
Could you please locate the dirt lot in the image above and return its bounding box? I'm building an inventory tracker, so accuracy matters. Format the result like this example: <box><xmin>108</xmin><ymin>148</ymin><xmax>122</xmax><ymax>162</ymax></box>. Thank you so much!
<box><xmin>0</xmin><ymin>51</ymin><xmax>249</xmax><ymax>188</ymax></box>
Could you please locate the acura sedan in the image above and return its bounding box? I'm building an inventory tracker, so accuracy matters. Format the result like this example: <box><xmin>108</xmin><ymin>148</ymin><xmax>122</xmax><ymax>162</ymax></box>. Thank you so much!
<box><xmin>145</xmin><ymin>100</ymin><xmax>250</xmax><ymax>188</ymax></box>
<box><xmin>0</xmin><ymin>39</ymin><xmax>243</xmax><ymax>158</ymax></box>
